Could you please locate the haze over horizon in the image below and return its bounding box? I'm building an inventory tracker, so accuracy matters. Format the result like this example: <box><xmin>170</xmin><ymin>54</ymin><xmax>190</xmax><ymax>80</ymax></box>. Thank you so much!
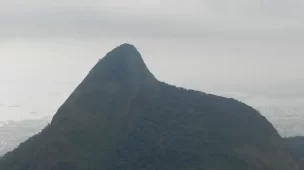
<box><xmin>1</xmin><ymin>0</ymin><xmax>304</xmax><ymax>122</ymax></box>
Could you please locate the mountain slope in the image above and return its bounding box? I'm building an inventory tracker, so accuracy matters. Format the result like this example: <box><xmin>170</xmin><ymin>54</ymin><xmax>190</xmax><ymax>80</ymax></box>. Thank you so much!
<box><xmin>0</xmin><ymin>117</ymin><xmax>51</xmax><ymax>157</ymax></box>
<box><xmin>285</xmin><ymin>136</ymin><xmax>304</xmax><ymax>169</ymax></box>
<box><xmin>222</xmin><ymin>93</ymin><xmax>304</xmax><ymax>137</ymax></box>
<box><xmin>0</xmin><ymin>44</ymin><xmax>298</xmax><ymax>170</ymax></box>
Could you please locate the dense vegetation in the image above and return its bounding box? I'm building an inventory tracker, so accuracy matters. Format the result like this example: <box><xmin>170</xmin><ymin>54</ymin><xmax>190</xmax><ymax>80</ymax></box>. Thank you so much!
<box><xmin>0</xmin><ymin>44</ymin><xmax>298</xmax><ymax>170</ymax></box>
<box><xmin>285</xmin><ymin>136</ymin><xmax>304</xmax><ymax>169</ymax></box>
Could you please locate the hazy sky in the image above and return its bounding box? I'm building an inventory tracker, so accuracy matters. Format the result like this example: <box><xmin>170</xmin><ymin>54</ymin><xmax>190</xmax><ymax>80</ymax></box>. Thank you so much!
<box><xmin>1</xmin><ymin>0</ymin><xmax>304</xmax><ymax>120</ymax></box>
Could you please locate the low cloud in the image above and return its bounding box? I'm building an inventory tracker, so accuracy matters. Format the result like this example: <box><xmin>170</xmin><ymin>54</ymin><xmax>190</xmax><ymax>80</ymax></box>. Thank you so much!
<box><xmin>1</xmin><ymin>0</ymin><xmax>304</xmax><ymax>40</ymax></box>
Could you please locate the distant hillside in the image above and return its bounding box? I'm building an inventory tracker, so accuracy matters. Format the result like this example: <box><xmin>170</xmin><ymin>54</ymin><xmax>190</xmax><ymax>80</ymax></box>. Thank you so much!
<box><xmin>285</xmin><ymin>136</ymin><xmax>304</xmax><ymax>169</ymax></box>
<box><xmin>0</xmin><ymin>44</ymin><xmax>298</xmax><ymax>170</ymax></box>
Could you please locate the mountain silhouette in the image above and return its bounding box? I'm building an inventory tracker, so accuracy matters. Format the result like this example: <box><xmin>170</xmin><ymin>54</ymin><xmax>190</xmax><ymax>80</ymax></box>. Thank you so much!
<box><xmin>0</xmin><ymin>44</ymin><xmax>298</xmax><ymax>170</ymax></box>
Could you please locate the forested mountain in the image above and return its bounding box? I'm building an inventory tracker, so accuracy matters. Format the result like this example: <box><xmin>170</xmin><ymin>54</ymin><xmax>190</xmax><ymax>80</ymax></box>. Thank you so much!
<box><xmin>0</xmin><ymin>44</ymin><xmax>298</xmax><ymax>170</ymax></box>
<box><xmin>285</xmin><ymin>136</ymin><xmax>304</xmax><ymax>169</ymax></box>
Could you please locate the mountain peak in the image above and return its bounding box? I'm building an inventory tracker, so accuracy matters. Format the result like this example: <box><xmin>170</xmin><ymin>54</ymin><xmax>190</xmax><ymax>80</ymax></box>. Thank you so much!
<box><xmin>85</xmin><ymin>43</ymin><xmax>156</xmax><ymax>88</ymax></box>
<box><xmin>101</xmin><ymin>43</ymin><xmax>144</xmax><ymax>67</ymax></box>
<box><xmin>112</xmin><ymin>43</ymin><xmax>137</xmax><ymax>51</ymax></box>
<box><xmin>50</xmin><ymin>44</ymin><xmax>157</xmax><ymax>124</ymax></box>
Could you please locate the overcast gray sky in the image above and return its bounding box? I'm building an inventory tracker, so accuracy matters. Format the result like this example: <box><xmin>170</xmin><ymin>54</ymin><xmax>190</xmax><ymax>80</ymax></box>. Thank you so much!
<box><xmin>0</xmin><ymin>0</ymin><xmax>304</xmax><ymax>99</ymax></box>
